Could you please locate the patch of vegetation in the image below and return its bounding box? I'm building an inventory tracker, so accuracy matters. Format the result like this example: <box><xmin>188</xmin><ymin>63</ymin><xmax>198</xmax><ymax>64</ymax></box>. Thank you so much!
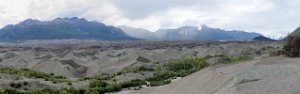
<box><xmin>0</xmin><ymin>55</ymin><xmax>252</xmax><ymax>93</ymax></box>
<box><xmin>23</xmin><ymin>81</ymin><xmax>29</xmax><ymax>86</ymax></box>
<box><xmin>117</xmin><ymin>65</ymin><xmax>155</xmax><ymax>75</ymax></box>
<box><xmin>224</xmin><ymin>55</ymin><xmax>253</xmax><ymax>64</ymax></box>
<box><xmin>119</xmin><ymin>79</ymin><xmax>147</xmax><ymax>88</ymax></box>
<box><xmin>149</xmin><ymin>80</ymin><xmax>171</xmax><ymax>86</ymax></box>
<box><xmin>78</xmin><ymin>74</ymin><xmax>112</xmax><ymax>81</ymax></box>
<box><xmin>145</xmin><ymin>57</ymin><xmax>209</xmax><ymax>86</ymax></box>
<box><xmin>145</xmin><ymin>55</ymin><xmax>252</xmax><ymax>86</ymax></box>
<box><xmin>0</xmin><ymin>67</ymin><xmax>71</xmax><ymax>83</ymax></box>
<box><xmin>0</xmin><ymin>88</ymin><xmax>85</xmax><ymax>94</ymax></box>
<box><xmin>269</xmin><ymin>50</ymin><xmax>283</xmax><ymax>56</ymax></box>
<box><xmin>283</xmin><ymin>29</ymin><xmax>300</xmax><ymax>57</ymax></box>
<box><xmin>0</xmin><ymin>88</ymin><xmax>3</xmax><ymax>93</ymax></box>
<box><xmin>67</xmin><ymin>82</ymin><xmax>72</xmax><ymax>86</ymax></box>
<box><xmin>113</xmin><ymin>55</ymin><xmax>252</xmax><ymax>87</ymax></box>
<box><xmin>86</xmin><ymin>79</ymin><xmax>146</xmax><ymax>93</ymax></box>
<box><xmin>10</xmin><ymin>82</ymin><xmax>22</xmax><ymax>89</ymax></box>
<box><xmin>89</xmin><ymin>80</ymin><xmax>108</xmax><ymax>88</ymax></box>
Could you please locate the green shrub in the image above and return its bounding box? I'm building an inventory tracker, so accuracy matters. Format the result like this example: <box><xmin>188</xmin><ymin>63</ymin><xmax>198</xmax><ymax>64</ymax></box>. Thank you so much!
<box><xmin>225</xmin><ymin>56</ymin><xmax>253</xmax><ymax>64</ymax></box>
<box><xmin>297</xmin><ymin>28</ymin><xmax>300</xmax><ymax>39</ymax></box>
<box><xmin>67</xmin><ymin>82</ymin><xmax>72</xmax><ymax>86</ymax></box>
<box><xmin>50</xmin><ymin>73</ymin><xmax>54</xmax><ymax>76</ymax></box>
<box><xmin>104</xmin><ymin>83</ymin><xmax>122</xmax><ymax>92</ymax></box>
<box><xmin>146</xmin><ymin>57</ymin><xmax>208</xmax><ymax>84</ymax></box>
<box><xmin>23</xmin><ymin>81</ymin><xmax>29</xmax><ymax>86</ymax></box>
<box><xmin>0</xmin><ymin>67</ymin><xmax>71</xmax><ymax>83</ymax></box>
<box><xmin>9</xmin><ymin>82</ymin><xmax>16</xmax><ymax>88</ymax></box>
<box><xmin>0</xmin><ymin>88</ymin><xmax>3</xmax><ymax>93</ymax></box>
<box><xmin>89</xmin><ymin>80</ymin><xmax>108</xmax><ymax>88</ymax></box>
<box><xmin>149</xmin><ymin>80</ymin><xmax>171</xmax><ymax>86</ymax></box>
<box><xmin>9</xmin><ymin>82</ymin><xmax>22</xmax><ymax>89</ymax></box>
<box><xmin>15</xmin><ymin>83</ymin><xmax>22</xmax><ymax>89</ymax></box>
<box><xmin>117</xmin><ymin>66</ymin><xmax>155</xmax><ymax>75</ymax></box>
<box><xmin>147</xmin><ymin>71</ymin><xmax>175</xmax><ymax>82</ymax></box>
<box><xmin>78</xmin><ymin>75</ymin><xmax>112</xmax><ymax>81</ymax></box>
<box><xmin>3</xmin><ymin>89</ymin><xmax>20</xmax><ymax>94</ymax></box>
<box><xmin>120</xmin><ymin>79</ymin><xmax>146</xmax><ymax>88</ymax></box>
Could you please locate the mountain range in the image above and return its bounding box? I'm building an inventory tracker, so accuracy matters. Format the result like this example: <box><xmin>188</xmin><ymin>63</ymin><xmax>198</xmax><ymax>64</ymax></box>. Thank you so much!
<box><xmin>120</xmin><ymin>25</ymin><xmax>263</xmax><ymax>41</ymax></box>
<box><xmin>0</xmin><ymin>17</ymin><xmax>138</xmax><ymax>42</ymax></box>
<box><xmin>0</xmin><ymin>17</ymin><xmax>272</xmax><ymax>42</ymax></box>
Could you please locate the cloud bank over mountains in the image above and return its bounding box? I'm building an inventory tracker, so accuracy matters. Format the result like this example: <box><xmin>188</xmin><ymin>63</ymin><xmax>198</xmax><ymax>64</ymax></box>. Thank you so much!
<box><xmin>0</xmin><ymin>0</ymin><xmax>300</xmax><ymax>39</ymax></box>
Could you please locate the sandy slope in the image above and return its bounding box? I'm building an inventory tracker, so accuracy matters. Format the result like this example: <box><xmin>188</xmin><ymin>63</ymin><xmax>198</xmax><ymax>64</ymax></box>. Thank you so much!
<box><xmin>132</xmin><ymin>56</ymin><xmax>300</xmax><ymax>94</ymax></box>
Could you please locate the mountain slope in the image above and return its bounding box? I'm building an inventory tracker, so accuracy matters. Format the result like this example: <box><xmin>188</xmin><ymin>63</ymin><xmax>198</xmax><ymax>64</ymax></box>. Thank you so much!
<box><xmin>119</xmin><ymin>26</ymin><xmax>157</xmax><ymax>40</ymax></box>
<box><xmin>121</xmin><ymin>25</ymin><xmax>262</xmax><ymax>41</ymax></box>
<box><xmin>253</xmin><ymin>36</ymin><xmax>276</xmax><ymax>41</ymax></box>
<box><xmin>156</xmin><ymin>26</ymin><xmax>199</xmax><ymax>40</ymax></box>
<box><xmin>199</xmin><ymin>25</ymin><xmax>262</xmax><ymax>41</ymax></box>
<box><xmin>0</xmin><ymin>17</ymin><xmax>138</xmax><ymax>42</ymax></box>
<box><xmin>155</xmin><ymin>25</ymin><xmax>262</xmax><ymax>41</ymax></box>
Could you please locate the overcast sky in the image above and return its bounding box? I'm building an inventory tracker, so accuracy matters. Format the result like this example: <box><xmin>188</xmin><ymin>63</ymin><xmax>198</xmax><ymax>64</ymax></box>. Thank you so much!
<box><xmin>0</xmin><ymin>0</ymin><xmax>299</xmax><ymax>38</ymax></box>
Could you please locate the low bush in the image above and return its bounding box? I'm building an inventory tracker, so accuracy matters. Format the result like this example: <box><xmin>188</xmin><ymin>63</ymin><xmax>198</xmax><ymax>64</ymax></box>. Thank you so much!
<box><xmin>117</xmin><ymin>66</ymin><xmax>155</xmax><ymax>75</ymax></box>
<box><xmin>119</xmin><ymin>79</ymin><xmax>147</xmax><ymax>88</ymax></box>
<box><xmin>104</xmin><ymin>83</ymin><xmax>122</xmax><ymax>92</ymax></box>
<box><xmin>9</xmin><ymin>82</ymin><xmax>16</xmax><ymax>88</ymax></box>
<box><xmin>23</xmin><ymin>81</ymin><xmax>29</xmax><ymax>86</ymax></box>
<box><xmin>144</xmin><ymin>57</ymin><xmax>208</xmax><ymax>86</ymax></box>
<box><xmin>89</xmin><ymin>80</ymin><xmax>108</xmax><ymax>88</ymax></box>
<box><xmin>0</xmin><ymin>67</ymin><xmax>71</xmax><ymax>83</ymax></box>
<box><xmin>67</xmin><ymin>82</ymin><xmax>72</xmax><ymax>86</ymax></box>
<box><xmin>78</xmin><ymin>75</ymin><xmax>112</xmax><ymax>81</ymax></box>
<box><xmin>149</xmin><ymin>80</ymin><xmax>171</xmax><ymax>86</ymax></box>
<box><xmin>225</xmin><ymin>56</ymin><xmax>253</xmax><ymax>64</ymax></box>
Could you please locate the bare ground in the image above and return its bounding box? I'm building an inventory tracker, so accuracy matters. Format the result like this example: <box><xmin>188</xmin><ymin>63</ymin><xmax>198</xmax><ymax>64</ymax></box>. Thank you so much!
<box><xmin>0</xmin><ymin>41</ymin><xmax>280</xmax><ymax>77</ymax></box>
<box><xmin>131</xmin><ymin>56</ymin><xmax>300</xmax><ymax>94</ymax></box>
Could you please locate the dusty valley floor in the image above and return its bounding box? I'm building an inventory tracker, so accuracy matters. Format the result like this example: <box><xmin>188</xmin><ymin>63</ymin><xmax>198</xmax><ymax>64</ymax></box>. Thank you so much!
<box><xmin>0</xmin><ymin>41</ymin><xmax>291</xmax><ymax>94</ymax></box>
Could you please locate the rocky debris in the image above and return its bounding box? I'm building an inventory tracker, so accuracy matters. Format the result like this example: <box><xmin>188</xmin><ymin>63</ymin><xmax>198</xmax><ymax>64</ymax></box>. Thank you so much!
<box><xmin>33</xmin><ymin>47</ymin><xmax>48</xmax><ymax>52</ymax></box>
<box><xmin>107</xmin><ymin>52</ymin><xmax>127</xmax><ymax>57</ymax></box>
<box><xmin>235</xmin><ymin>79</ymin><xmax>261</xmax><ymax>86</ymax></box>
<box><xmin>73</xmin><ymin>50</ymin><xmax>97</xmax><ymax>58</ymax></box>
<box><xmin>0</xmin><ymin>77</ymin><xmax>63</xmax><ymax>91</ymax></box>
<box><xmin>89</xmin><ymin>45</ymin><xmax>102</xmax><ymax>48</ymax></box>
<box><xmin>0</xmin><ymin>41</ymin><xmax>280</xmax><ymax>77</ymax></box>
<box><xmin>136</xmin><ymin>56</ymin><xmax>151</xmax><ymax>63</ymax></box>
<box><xmin>60</xmin><ymin>60</ymin><xmax>87</xmax><ymax>77</ymax></box>
<box><xmin>60</xmin><ymin>60</ymin><xmax>81</xmax><ymax>69</ymax></box>
<box><xmin>2</xmin><ymin>52</ymin><xmax>17</xmax><ymax>59</ymax></box>
<box><xmin>205</xmin><ymin>56</ymin><xmax>230</xmax><ymax>65</ymax></box>
<box><xmin>0</xmin><ymin>41</ymin><xmax>284</xmax><ymax>93</ymax></box>
<box><xmin>35</xmin><ymin>54</ymin><xmax>53</xmax><ymax>60</ymax></box>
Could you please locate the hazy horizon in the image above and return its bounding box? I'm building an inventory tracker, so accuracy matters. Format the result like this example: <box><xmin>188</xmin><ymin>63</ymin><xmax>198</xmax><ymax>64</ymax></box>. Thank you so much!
<box><xmin>1</xmin><ymin>0</ymin><xmax>300</xmax><ymax>39</ymax></box>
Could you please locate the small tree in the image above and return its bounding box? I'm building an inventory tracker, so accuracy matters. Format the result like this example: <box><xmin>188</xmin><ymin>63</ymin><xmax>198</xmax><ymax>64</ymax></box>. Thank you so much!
<box><xmin>284</xmin><ymin>28</ymin><xmax>300</xmax><ymax>57</ymax></box>
<box><xmin>297</xmin><ymin>29</ymin><xmax>300</xmax><ymax>39</ymax></box>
